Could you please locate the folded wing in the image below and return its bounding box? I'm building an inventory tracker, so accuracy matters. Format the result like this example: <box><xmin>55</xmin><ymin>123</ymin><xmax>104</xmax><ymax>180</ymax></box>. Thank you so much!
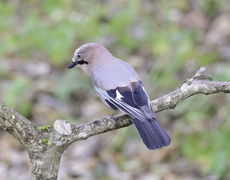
<box><xmin>94</xmin><ymin>80</ymin><xmax>171</xmax><ymax>150</ymax></box>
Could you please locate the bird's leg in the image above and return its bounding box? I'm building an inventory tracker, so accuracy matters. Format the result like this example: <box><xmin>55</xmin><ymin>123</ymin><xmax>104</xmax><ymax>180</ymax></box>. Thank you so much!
<box><xmin>101</xmin><ymin>110</ymin><xmax>118</xmax><ymax>124</ymax></box>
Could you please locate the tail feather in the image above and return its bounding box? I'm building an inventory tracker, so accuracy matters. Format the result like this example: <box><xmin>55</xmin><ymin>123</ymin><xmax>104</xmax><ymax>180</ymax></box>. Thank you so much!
<box><xmin>132</xmin><ymin>117</ymin><xmax>171</xmax><ymax>150</ymax></box>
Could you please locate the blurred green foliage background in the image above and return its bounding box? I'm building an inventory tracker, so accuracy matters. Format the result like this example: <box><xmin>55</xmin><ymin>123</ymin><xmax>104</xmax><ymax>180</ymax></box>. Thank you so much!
<box><xmin>0</xmin><ymin>0</ymin><xmax>230</xmax><ymax>179</ymax></box>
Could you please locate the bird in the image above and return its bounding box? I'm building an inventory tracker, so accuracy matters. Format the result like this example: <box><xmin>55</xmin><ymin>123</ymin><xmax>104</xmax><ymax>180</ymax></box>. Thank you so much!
<box><xmin>68</xmin><ymin>43</ymin><xmax>171</xmax><ymax>150</ymax></box>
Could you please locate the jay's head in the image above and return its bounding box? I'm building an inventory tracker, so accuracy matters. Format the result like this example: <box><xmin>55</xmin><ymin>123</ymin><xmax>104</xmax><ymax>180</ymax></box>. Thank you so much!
<box><xmin>68</xmin><ymin>43</ymin><xmax>112</xmax><ymax>74</ymax></box>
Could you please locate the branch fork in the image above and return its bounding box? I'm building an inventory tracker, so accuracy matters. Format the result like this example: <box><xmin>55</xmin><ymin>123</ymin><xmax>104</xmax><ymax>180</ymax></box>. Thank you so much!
<box><xmin>1</xmin><ymin>67</ymin><xmax>230</xmax><ymax>180</ymax></box>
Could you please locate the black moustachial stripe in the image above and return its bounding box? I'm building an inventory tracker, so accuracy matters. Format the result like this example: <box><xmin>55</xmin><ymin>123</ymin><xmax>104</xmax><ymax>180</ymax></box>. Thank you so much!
<box><xmin>78</xmin><ymin>60</ymin><xmax>88</xmax><ymax>65</ymax></box>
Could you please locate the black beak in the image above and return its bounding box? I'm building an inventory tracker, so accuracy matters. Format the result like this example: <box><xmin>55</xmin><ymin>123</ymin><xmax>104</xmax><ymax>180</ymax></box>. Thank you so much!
<box><xmin>68</xmin><ymin>61</ymin><xmax>77</xmax><ymax>69</ymax></box>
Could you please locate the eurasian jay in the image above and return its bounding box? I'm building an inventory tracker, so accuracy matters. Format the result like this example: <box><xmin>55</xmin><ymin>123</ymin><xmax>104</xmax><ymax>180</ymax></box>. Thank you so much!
<box><xmin>68</xmin><ymin>43</ymin><xmax>171</xmax><ymax>150</ymax></box>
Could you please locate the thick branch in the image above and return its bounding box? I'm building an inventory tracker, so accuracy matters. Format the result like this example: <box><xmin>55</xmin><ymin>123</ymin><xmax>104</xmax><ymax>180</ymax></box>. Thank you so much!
<box><xmin>1</xmin><ymin>67</ymin><xmax>230</xmax><ymax>179</ymax></box>
<box><xmin>52</xmin><ymin>67</ymin><xmax>230</xmax><ymax>145</ymax></box>
<box><xmin>1</xmin><ymin>67</ymin><xmax>230</xmax><ymax>146</ymax></box>
<box><xmin>0</xmin><ymin>104</ymin><xmax>43</xmax><ymax>150</ymax></box>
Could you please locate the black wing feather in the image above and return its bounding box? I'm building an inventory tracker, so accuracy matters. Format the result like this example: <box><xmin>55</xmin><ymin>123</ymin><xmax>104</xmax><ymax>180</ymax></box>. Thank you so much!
<box><xmin>95</xmin><ymin>80</ymin><xmax>171</xmax><ymax>150</ymax></box>
<box><xmin>132</xmin><ymin>81</ymin><xmax>149</xmax><ymax>106</ymax></box>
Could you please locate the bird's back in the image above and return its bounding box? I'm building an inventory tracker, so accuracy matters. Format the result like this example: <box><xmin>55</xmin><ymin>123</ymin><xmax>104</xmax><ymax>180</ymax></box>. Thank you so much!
<box><xmin>91</xmin><ymin>58</ymin><xmax>140</xmax><ymax>90</ymax></box>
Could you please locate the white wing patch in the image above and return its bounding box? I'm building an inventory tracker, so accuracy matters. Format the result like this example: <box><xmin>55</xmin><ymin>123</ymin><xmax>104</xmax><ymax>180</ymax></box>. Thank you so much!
<box><xmin>94</xmin><ymin>85</ymin><xmax>148</xmax><ymax>122</ymax></box>
<box><xmin>116</xmin><ymin>90</ymin><xmax>123</xmax><ymax>100</ymax></box>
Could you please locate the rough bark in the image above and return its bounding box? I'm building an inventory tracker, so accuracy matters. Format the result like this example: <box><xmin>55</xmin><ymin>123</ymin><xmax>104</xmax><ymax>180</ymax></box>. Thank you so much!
<box><xmin>0</xmin><ymin>67</ymin><xmax>230</xmax><ymax>179</ymax></box>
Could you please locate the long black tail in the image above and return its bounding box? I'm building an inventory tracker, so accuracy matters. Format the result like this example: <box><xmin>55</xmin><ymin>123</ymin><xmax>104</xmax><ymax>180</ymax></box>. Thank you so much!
<box><xmin>132</xmin><ymin>117</ymin><xmax>171</xmax><ymax>150</ymax></box>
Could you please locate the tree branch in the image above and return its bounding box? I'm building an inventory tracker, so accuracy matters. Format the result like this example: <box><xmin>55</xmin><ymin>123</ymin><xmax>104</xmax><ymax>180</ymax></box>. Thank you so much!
<box><xmin>1</xmin><ymin>67</ymin><xmax>230</xmax><ymax>179</ymax></box>
<box><xmin>152</xmin><ymin>67</ymin><xmax>230</xmax><ymax>112</ymax></box>
<box><xmin>54</xmin><ymin>67</ymin><xmax>230</xmax><ymax>143</ymax></box>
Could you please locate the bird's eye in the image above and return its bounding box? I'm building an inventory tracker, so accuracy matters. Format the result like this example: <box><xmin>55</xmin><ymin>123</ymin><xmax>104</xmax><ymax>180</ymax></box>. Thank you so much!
<box><xmin>77</xmin><ymin>52</ymin><xmax>83</xmax><ymax>59</ymax></box>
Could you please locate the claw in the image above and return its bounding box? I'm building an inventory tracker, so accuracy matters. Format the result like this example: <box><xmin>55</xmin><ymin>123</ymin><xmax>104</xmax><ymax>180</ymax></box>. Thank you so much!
<box><xmin>100</xmin><ymin>110</ymin><xmax>118</xmax><ymax>124</ymax></box>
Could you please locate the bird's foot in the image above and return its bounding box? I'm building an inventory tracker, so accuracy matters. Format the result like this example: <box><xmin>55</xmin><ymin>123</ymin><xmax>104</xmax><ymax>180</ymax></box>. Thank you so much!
<box><xmin>100</xmin><ymin>111</ymin><xmax>118</xmax><ymax>124</ymax></box>
<box><xmin>101</xmin><ymin>115</ymin><xmax>116</xmax><ymax>124</ymax></box>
